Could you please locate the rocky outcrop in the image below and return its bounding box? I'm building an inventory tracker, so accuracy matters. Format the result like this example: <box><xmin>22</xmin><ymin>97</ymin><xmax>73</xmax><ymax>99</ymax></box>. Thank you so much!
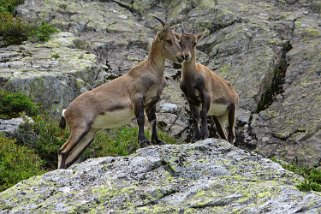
<box><xmin>0</xmin><ymin>0</ymin><xmax>320</xmax><ymax>166</ymax></box>
<box><xmin>1</xmin><ymin>139</ymin><xmax>321</xmax><ymax>213</ymax></box>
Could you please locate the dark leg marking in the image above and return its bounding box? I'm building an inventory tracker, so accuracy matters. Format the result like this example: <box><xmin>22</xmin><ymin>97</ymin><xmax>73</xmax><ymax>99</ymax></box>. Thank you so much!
<box><xmin>189</xmin><ymin>102</ymin><xmax>201</xmax><ymax>143</ymax></box>
<box><xmin>200</xmin><ymin>92</ymin><xmax>210</xmax><ymax>139</ymax></box>
<box><xmin>134</xmin><ymin>96</ymin><xmax>150</xmax><ymax>147</ymax></box>
<box><xmin>227</xmin><ymin>104</ymin><xmax>236</xmax><ymax>143</ymax></box>
<box><xmin>147</xmin><ymin>105</ymin><xmax>164</xmax><ymax>145</ymax></box>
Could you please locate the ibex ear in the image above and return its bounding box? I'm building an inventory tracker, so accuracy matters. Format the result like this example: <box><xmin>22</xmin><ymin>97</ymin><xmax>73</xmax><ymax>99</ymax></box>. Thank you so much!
<box><xmin>195</xmin><ymin>33</ymin><xmax>204</xmax><ymax>43</ymax></box>
<box><xmin>174</xmin><ymin>32</ymin><xmax>181</xmax><ymax>40</ymax></box>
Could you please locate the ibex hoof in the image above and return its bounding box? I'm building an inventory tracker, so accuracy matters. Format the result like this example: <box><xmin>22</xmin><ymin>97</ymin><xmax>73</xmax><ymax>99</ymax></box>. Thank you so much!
<box><xmin>152</xmin><ymin>139</ymin><xmax>165</xmax><ymax>145</ymax></box>
<box><xmin>139</xmin><ymin>138</ymin><xmax>151</xmax><ymax>148</ymax></box>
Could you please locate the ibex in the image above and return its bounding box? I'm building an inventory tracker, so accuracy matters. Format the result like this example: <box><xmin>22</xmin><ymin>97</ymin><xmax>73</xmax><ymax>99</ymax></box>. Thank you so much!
<box><xmin>179</xmin><ymin>32</ymin><xmax>239</xmax><ymax>143</ymax></box>
<box><xmin>57</xmin><ymin>16</ymin><xmax>183</xmax><ymax>169</ymax></box>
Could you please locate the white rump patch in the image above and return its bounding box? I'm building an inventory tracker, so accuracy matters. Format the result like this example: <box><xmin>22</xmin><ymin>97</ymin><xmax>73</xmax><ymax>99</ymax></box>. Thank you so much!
<box><xmin>208</xmin><ymin>103</ymin><xmax>228</xmax><ymax>116</ymax></box>
<box><xmin>91</xmin><ymin>108</ymin><xmax>135</xmax><ymax>129</ymax></box>
<box><xmin>62</xmin><ymin>109</ymin><xmax>66</xmax><ymax>117</ymax></box>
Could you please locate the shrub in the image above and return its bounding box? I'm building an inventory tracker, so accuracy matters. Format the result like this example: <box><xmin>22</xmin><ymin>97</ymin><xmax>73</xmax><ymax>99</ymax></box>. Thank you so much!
<box><xmin>0</xmin><ymin>0</ymin><xmax>58</xmax><ymax>46</ymax></box>
<box><xmin>0</xmin><ymin>13</ymin><xmax>29</xmax><ymax>46</ymax></box>
<box><xmin>0</xmin><ymin>90</ymin><xmax>38</xmax><ymax>119</ymax></box>
<box><xmin>0</xmin><ymin>134</ymin><xmax>45</xmax><ymax>192</ymax></box>
<box><xmin>28</xmin><ymin>21</ymin><xmax>58</xmax><ymax>42</ymax></box>
<box><xmin>271</xmin><ymin>157</ymin><xmax>321</xmax><ymax>192</ymax></box>
<box><xmin>13</xmin><ymin>115</ymin><xmax>68</xmax><ymax>169</ymax></box>
<box><xmin>0</xmin><ymin>0</ymin><xmax>24</xmax><ymax>13</ymax></box>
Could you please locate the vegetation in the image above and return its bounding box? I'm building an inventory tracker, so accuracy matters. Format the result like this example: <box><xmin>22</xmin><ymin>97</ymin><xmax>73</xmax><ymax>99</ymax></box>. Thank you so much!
<box><xmin>0</xmin><ymin>90</ymin><xmax>178</xmax><ymax>192</ymax></box>
<box><xmin>0</xmin><ymin>134</ymin><xmax>45</xmax><ymax>192</ymax></box>
<box><xmin>0</xmin><ymin>0</ymin><xmax>57</xmax><ymax>47</ymax></box>
<box><xmin>271</xmin><ymin>157</ymin><xmax>321</xmax><ymax>192</ymax></box>
<box><xmin>28</xmin><ymin>22</ymin><xmax>58</xmax><ymax>42</ymax></box>
<box><xmin>13</xmin><ymin>115</ymin><xmax>178</xmax><ymax>169</ymax></box>
<box><xmin>0</xmin><ymin>90</ymin><xmax>38</xmax><ymax>119</ymax></box>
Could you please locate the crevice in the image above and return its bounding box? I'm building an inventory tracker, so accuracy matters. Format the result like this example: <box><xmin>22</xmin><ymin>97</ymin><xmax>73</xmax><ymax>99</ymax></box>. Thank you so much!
<box><xmin>109</xmin><ymin>0</ymin><xmax>143</xmax><ymax>19</ymax></box>
<box><xmin>256</xmin><ymin>40</ymin><xmax>293</xmax><ymax>113</ymax></box>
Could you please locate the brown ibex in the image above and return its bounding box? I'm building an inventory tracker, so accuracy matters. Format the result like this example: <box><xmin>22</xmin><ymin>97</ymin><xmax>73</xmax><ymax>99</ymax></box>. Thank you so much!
<box><xmin>179</xmin><ymin>32</ymin><xmax>239</xmax><ymax>143</ymax></box>
<box><xmin>57</xmin><ymin>16</ymin><xmax>183</xmax><ymax>169</ymax></box>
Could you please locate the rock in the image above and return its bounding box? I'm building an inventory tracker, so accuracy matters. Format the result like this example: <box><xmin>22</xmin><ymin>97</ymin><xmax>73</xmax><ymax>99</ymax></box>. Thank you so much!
<box><xmin>251</xmin><ymin>8</ymin><xmax>321</xmax><ymax>167</ymax></box>
<box><xmin>1</xmin><ymin>0</ymin><xmax>320</xmax><ymax>166</ymax></box>
<box><xmin>0</xmin><ymin>117</ymin><xmax>32</xmax><ymax>134</ymax></box>
<box><xmin>1</xmin><ymin>139</ymin><xmax>321</xmax><ymax>213</ymax></box>
<box><xmin>160</xmin><ymin>102</ymin><xmax>178</xmax><ymax>113</ymax></box>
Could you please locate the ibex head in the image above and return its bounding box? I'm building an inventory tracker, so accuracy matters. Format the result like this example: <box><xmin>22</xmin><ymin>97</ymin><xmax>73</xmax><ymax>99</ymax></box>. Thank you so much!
<box><xmin>179</xmin><ymin>33</ymin><xmax>203</xmax><ymax>62</ymax></box>
<box><xmin>153</xmin><ymin>15</ymin><xmax>184</xmax><ymax>64</ymax></box>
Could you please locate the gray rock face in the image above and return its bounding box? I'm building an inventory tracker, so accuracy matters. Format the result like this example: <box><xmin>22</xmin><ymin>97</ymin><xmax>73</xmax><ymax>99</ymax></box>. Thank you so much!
<box><xmin>0</xmin><ymin>117</ymin><xmax>32</xmax><ymax>134</ymax></box>
<box><xmin>1</xmin><ymin>139</ymin><xmax>321</xmax><ymax>213</ymax></box>
<box><xmin>0</xmin><ymin>0</ymin><xmax>320</xmax><ymax>166</ymax></box>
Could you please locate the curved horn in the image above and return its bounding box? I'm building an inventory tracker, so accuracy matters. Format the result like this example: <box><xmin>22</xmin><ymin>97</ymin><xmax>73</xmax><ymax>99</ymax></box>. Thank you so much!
<box><xmin>153</xmin><ymin>15</ymin><xmax>166</xmax><ymax>27</ymax></box>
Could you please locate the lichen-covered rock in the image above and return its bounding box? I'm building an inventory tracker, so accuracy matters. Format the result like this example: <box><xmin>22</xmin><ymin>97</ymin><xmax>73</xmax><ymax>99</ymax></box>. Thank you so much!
<box><xmin>1</xmin><ymin>139</ymin><xmax>321</xmax><ymax>213</ymax></box>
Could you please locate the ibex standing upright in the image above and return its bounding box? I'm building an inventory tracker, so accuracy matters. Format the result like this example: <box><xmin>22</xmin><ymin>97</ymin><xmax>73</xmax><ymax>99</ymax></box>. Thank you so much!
<box><xmin>58</xmin><ymin>16</ymin><xmax>183</xmax><ymax>169</ymax></box>
<box><xmin>179</xmin><ymin>32</ymin><xmax>239</xmax><ymax>143</ymax></box>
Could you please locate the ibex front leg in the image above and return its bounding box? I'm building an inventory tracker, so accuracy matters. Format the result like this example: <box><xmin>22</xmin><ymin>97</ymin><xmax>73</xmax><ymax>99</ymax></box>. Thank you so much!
<box><xmin>134</xmin><ymin>96</ymin><xmax>150</xmax><ymax>147</ymax></box>
<box><xmin>200</xmin><ymin>91</ymin><xmax>210</xmax><ymax>139</ymax></box>
<box><xmin>147</xmin><ymin>104</ymin><xmax>164</xmax><ymax>145</ymax></box>
<box><xmin>189</xmin><ymin>102</ymin><xmax>201</xmax><ymax>142</ymax></box>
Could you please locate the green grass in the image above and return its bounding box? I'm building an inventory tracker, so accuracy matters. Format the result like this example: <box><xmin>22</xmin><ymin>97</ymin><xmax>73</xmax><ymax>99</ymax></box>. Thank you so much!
<box><xmin>271</xmin><ymin>157</ymin><xmax>321</xmax><ymax>192</ymax></box>
<box><xmin>84</xmin><ymin>126</ymin><xmax>178</xmax><ymax>160</ymax></box>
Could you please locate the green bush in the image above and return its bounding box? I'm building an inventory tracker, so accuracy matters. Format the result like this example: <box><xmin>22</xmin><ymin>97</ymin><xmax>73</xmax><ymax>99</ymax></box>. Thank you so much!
<box><xmin>0</xmin><ymin>90</ymin><xmax>38</xmax><ymax>119</ymax></box>
<box><xmin>271</xmin><ymin>157</ymin><xmax>321</xmax><ymax>192</ymax></box>
<box><xmin>0</xmin><ymin>0</ymin><xmax>57</xmax><ymax>46</ymax></box>
<box><xmin>0</xmin><ymin>0</ymin><xmax>24</xmax><ymax>13</ymax></box>
<box><xmin>0</xmin><ymin>134</ymin><xmax>45</xmax><ymax>192</ymax></box>
<box><xmin>13</xmin><ymin>115</ymin><xmax>68</xmax><ymax>169</ymax></box>
<box><xmin>0</xmin><ymin>13</ymin><xmax>29</xmax><ymax>46</ymax></box>
<box><xmin>28</xmin><ymin>21</ymin><xmax>58</xmax><ymax>42</ymax></box>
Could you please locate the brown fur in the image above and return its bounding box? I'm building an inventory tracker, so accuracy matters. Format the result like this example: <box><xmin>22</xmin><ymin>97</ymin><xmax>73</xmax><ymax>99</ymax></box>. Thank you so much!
<box><xmin>57</xmin><ymin>17</ymin><xmax>183</xmax><ymax>169</ymax></box>
<box><xmin>179</xmin><ymin>33</ymin><xmax>239</xmax><ymax>143</ymax></box>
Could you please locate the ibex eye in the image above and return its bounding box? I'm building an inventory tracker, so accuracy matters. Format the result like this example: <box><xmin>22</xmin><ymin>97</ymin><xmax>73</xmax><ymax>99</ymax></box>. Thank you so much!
<box><xmin>166</xmin><ymin>40</ymin><xmax>172</xmax><ymax>45</ymax></box>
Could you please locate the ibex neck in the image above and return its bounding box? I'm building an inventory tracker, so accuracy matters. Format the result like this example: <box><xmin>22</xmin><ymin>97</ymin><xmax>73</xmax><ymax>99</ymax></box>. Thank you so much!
<box><xmin>148</xmin><ymin>39</ymin><xmax>165</xmax><ymax>73</ymax></box>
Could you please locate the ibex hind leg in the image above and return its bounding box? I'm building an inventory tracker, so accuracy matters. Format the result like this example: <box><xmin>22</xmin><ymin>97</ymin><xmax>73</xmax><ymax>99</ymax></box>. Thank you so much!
<box><xmin>58</xmin><ymin>123</ymin><xmax>90</xmax><ymax>169</ymax></box>
<box><xmin>212</xmin><ymin>115</ymin><xmax>228</xmax><ymax>141</ymax></box>
<box><xmin>64</xmin><ymin>128</ymin><xmax>98</xmax><ymax>168</ymax></box>
<box><xmin>227</xmin><ymin>104</ymin><xmax>236</xmax><ymax>144</ymax></box>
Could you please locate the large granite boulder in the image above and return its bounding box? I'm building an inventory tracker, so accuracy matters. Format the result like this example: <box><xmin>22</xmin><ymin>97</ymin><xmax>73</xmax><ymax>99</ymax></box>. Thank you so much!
<box><xmin>1</xmin><ymin>139</ymin><xmax>321</xmax><ymax>213</ymax></box>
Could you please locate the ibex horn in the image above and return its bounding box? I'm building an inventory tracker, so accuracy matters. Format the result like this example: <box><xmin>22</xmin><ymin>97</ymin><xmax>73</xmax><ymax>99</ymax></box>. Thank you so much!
<box><xmin>153</xmin><ymin>15</ymin><xmax>166</xmax><ymax>27</ymax></box>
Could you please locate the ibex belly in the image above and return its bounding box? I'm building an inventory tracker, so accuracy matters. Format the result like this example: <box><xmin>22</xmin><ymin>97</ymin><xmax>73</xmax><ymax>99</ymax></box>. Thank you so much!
<box><xmin>92</xmin><ymin>108</ymin><xmax>135</xmax><ymax>129</ymax></box>
<box><xmin>208</xmin><ymin>103</ymin><xmax>228</xmax><ymax>116</ymax></box>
